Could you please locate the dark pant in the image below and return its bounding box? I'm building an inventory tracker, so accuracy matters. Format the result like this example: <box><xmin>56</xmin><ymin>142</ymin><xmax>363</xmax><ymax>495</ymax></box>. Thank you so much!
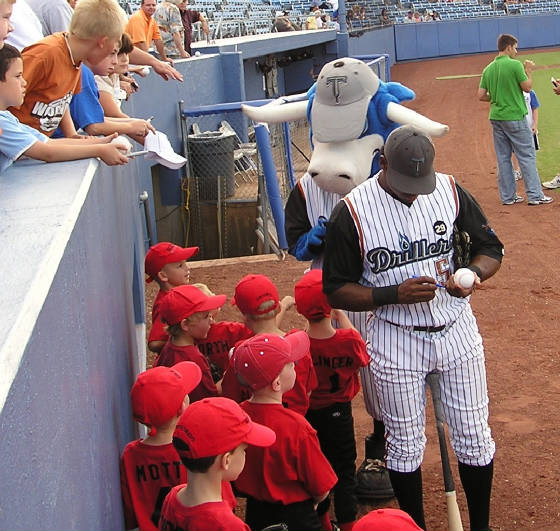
<box><xmin>245</xmin><ymin>497</ymin><xmax>321</xmax><ymax>531</ymax></box>
<box><xmin>306</xmin><ymin>401</ymin><xmax>358</xmax><ymax>524</ymax></box>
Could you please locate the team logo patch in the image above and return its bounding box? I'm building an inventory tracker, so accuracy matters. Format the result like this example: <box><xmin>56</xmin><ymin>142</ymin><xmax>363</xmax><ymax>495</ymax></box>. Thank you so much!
<box><xmin>433</xmin><ymin>221</ymin><xmax>447</xmax><ymax>235</ymax></box>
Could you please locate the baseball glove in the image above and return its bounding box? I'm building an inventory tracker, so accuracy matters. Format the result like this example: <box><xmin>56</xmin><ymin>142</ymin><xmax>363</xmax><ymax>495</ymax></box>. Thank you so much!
<box><xmin>452</xmin><ymin>223</ymin><xmax>471</xmax><ymax>269</ymax></box>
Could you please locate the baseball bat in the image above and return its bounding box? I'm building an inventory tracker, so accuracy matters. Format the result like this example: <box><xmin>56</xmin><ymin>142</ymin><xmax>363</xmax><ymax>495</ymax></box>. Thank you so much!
<box><xmin>426</xmin><ymin>372</ymin><xmax>464</xmax><ymax>531</ymax></box>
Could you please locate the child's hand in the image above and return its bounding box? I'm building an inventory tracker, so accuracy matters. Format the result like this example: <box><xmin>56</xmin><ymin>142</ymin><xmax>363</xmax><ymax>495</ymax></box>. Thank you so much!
<box><xmin>331</xmin><ymin>308</ymin><xmax>343</xmax><ymax>322</ymax></box>
<box><xmin>280</xmin><ymin>295</ymin><xmax>295</xmax><ymax>311</ymax></box>
<box><xmin>98</xmin><ymin>144</ymin><xmax>130</xmax><ymax>165</ymax></box>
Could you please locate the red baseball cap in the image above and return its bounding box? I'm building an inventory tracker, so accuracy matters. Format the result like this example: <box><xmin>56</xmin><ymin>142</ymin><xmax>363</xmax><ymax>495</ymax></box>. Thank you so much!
<box><xmin>353</xmin><ymin>509</ymin><xmax>424</xmax><ymax>531</ymax></box>
<box><xmin>173</xmin><ymin>397</ymin><xmax>276</xmax><ymax>458</ymax></box>
<box><xmin>145</xmin><ymin>242</ymin><xmax>199</xmax><ymax>283</ymax></box>
<box><xmin>233</xmin><ymin>331</ymin><xmax>310</xmax><ymax>390</ymax></box>
<box><xmin>294</xmin><ymin>269</ymin><xmax>331</xmax><ymax>320</ymax></box>
<box><xmin>160</xmin><ymin>285</ymin><xmax>227</xmax><ymax>325</ymax></box>
<box><xmin>232</xmin><ymin>274</ymin><xmax>279</xmax><ymax>315</ymax></box>
<box><xmin>131</xmin><ymin>361</ymin><xmax>202</xmax><ymax>436</ymax></box>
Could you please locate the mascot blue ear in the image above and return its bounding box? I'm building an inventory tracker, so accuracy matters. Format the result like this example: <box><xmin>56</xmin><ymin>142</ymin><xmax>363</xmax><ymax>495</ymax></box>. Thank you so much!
<box><xmin>306</xmin><ymin>84</ymin><xmax>318</xmax><ymax>148</ymax></box>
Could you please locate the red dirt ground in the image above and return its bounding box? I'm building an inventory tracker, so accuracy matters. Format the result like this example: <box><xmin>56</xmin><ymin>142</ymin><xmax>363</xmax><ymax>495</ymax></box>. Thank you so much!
<box><xmin>146</xmin><ymin>52</ymin><xmax>560</xmax><ymax>530</ymax></box>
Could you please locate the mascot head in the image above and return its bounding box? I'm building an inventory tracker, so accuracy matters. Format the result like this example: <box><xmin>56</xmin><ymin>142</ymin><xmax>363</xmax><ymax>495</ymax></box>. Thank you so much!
<box><xmin>243</xmin><ymin>57</ymin><xmax>448</xmax><ymax>196</ymax></box>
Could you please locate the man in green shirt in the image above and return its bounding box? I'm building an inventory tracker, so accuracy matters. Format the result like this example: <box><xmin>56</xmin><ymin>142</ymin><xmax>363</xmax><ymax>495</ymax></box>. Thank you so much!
<box><xmin>478</xmin><ymin>33</ymin><xmax>552</xmax><ymax>205</ymax></box>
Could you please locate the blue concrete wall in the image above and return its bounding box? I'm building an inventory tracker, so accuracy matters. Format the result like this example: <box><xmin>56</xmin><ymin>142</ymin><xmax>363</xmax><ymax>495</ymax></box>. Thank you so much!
<box><xmin>394</xmin><ymin>13</ymin><xmax>560</xmax><ymax>61</ymax></box>
<box><xmin>348</xmin><ymin>25</ymin><xmax>396</xmax><ymax>65</ymax></box>
<box><xmin>0</xmin><ymin>157</ymin><xmax>149</xmax><ymax>529</ymax></box>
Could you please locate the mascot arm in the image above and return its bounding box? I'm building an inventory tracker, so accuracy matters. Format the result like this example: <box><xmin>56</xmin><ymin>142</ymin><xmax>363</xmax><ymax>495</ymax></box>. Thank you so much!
<box><xmin>285</xmin><ymin>184</ymin><xmax>326</xmax><ymax>260</ymax></box>
<box><xmin>292</xmin><ymin>217</ymin><xmax>327</xmax><ymax>261</ymax></box>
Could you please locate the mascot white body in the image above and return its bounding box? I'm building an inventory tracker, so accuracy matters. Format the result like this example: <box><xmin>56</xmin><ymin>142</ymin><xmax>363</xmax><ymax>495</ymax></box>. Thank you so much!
<box><xmin>243</xmin><ymin>57</ymin><xmax>449</xmax><ymax>501</ymax></box>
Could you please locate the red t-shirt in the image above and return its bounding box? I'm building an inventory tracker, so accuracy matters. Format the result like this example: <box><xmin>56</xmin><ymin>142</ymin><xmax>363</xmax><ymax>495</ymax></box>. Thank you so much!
<box><xmin>221</xmin><ymin>330</ymin><xmax>317</xmax><ymax>415</ymax></box>
<box><xmin>153</xmin><ymin>343</ymin><xmax>218</xmax><ymax>402</ymax></box>
<box><xmin>159</xmin><ymin>485</ymin><xmax>247</xmax><ymax>531</ymax></box>
<box><xmin>308</xmin><ymin>328</ymin><xmax>369</xmax><ymax>409</ymax></box>
<box><xmin>120</xmin><ymin>440</ymin><xmax>237</xmax><ymax>531</ymax></box>
<box><xmin>196</xmin><ymin>321</ymin><xmax>253</xmax><ymax>378</ymax></box>
<box><xmin>234</xmin><ymin>402</ymin><xmax>337</xmax><ymax>504</ymax></box>
<box><xmin>120</xmin><ymin>440</ymin><xmax>186</xmax><ymax>531</ymax></box>
<box><xmin>148</xmin><ymin>289</ymin><xmax>169</xmax><ymax>345</ymax></box>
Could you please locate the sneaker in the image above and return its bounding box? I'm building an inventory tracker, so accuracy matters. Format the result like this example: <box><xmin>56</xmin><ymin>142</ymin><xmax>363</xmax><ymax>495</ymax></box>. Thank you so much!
<box><xmin>502</xmin><ymin>194</ymin><xmax>524</xmax><ymax>205</ymax></box>
<box><xmin>528</xmin><ymin>195</ymin><xmax>554</xmax><ymax>205</ymax></box>
<box><xmin>542</xmin><ymin>175</ymin><xmax>560</xmax><ymax>189</ymax></box>
<box><xmin>514</xmin><ymin>169</ymin><xmax>522</xmax><ymax>181</ymax></box>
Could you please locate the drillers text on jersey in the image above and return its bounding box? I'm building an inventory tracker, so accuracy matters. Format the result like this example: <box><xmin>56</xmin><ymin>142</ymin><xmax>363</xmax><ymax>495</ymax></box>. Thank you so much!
<box><xmin>366</xmin><ymin>235</ymin><xmax>452</xmax><ymax>273</ymax></box>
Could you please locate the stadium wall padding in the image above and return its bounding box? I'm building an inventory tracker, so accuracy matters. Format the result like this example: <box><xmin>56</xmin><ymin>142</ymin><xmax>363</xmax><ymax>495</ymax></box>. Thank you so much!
<box><xmin>0</xmin><ymin>157</ymin><xmax>151</xmax><ymax>530</ymax></box>
<box><xmin>394</xmin><ymin>14</ymin><xmax>560</xmax><ymax>61</ymax></box>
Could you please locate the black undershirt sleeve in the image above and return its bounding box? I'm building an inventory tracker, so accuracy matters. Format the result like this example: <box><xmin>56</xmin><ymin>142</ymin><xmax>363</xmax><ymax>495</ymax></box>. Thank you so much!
<box><xmin>284</xmin><ymin>183</ymin><xmax>312</xmax><ymax>253</ymax></box>
<box><xmin>455</xmin><ymin>183</ymin><xmax>504</xmax><ymax>262</ymax></box>
<box><xmin>322</xmin><ymin>201</ymin><xmax>364</xmax><ymax>295</ymax></box>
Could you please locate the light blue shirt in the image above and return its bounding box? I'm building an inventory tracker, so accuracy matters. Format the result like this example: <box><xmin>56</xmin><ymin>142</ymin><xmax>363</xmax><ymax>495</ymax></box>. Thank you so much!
<box><xmin>0</xmin><ymin>110</ymin><xmax>48</xmax><ymax>173</ymax></box>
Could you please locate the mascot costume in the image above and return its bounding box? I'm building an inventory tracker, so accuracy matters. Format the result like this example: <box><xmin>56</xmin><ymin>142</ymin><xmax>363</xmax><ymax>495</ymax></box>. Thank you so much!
<box><xmin>243</xmin><ymin>57</ymin><xmax>448</xmax><ymax>505</ymax></box>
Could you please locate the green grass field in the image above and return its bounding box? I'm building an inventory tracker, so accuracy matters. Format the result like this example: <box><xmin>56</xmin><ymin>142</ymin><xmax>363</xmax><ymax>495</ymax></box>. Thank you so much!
<box><xmin>517</xmin><ymin>51</ymin><xmax>560</xmax><ymax>181</ymax></box>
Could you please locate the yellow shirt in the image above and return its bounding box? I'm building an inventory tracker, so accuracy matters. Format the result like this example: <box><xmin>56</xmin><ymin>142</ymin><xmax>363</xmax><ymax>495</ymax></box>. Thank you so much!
<box><xmin>125</xmin><ymin>9</ymin><xmax>161</xmax><ymax>47</ymax></box>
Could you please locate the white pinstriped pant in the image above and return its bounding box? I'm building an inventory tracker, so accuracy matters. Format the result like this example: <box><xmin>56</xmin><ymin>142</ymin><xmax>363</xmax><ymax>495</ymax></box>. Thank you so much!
<box><xmin>345</xmin><ymin>310</ymin><xmax>383</xmax><ymax>421</ymax></box>
<box><xmin>368</xmin><ymin>308</ymin><xmax>496</xmax><ymax>473</ymax></box>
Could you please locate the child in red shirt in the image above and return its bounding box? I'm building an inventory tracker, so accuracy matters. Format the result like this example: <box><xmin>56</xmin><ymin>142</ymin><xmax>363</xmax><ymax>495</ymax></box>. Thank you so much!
<box><xmin>120</xmin><ymin>361</ymin><xmax>201</xmax><ymax>531</ymax></box>
<box><xmin>221</xmin><ymin>274</ymin><xmax>317</xmax><ymax>415</ymax></box>
<box><xmin>159</xmin><ymin>397</ymin><xmax>276</xmax><ymax>531</ymax></box>
<box><xmin>191</xmin><ymin>283</ymin><xmax>253</xmax><ymax>382</ymax></box>
<box><xmin>144</xmin><ymin>242</ymin><xmax>199</xmax><ymax>353</ymax></box>
<box><xmin>155</xmin><ymin>285</ymin><xmax>226</xmax><ymax>402</ymax></box>
<box><xmin>232</xmin><ymin>332</ymin><xmax>337</xmax><ymax>531</ymax></box>
<box><xmin>295</xmin><ymin>269</ymin><xmax>370</xmax><ymax>531</ymax></box>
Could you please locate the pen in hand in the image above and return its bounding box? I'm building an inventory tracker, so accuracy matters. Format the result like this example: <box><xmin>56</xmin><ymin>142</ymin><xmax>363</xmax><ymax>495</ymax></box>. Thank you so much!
<box><xmin>412</xmin><ymin>275</ymin><xmax>446</xmax><ymax>289</ymax></box>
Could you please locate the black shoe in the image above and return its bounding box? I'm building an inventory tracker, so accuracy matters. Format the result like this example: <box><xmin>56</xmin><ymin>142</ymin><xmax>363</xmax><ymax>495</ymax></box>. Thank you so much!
<box><xmin>355</xmin><ymin>458</ymin><xmax>395</xmax><ymax>500</ymax></box>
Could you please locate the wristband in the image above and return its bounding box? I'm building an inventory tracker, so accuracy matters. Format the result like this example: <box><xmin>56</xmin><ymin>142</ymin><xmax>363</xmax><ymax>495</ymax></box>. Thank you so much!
<box><xmin>467</xmin><ymin>265</ymin><xmax>482</xmax><ymax>279</ymax></box>
<box><xmin>372</xmin><ymin>285</ymin><xmax>399</xmax><ymax>307</ymax></box>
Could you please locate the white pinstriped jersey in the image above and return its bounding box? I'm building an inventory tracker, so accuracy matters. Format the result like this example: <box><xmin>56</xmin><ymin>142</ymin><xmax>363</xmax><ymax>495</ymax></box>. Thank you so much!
<box><xmin>298</xmin><ymin>172</ymin><xmax>344</xmax><ymax>269</ymax></box>
<box><xmin>344</xmin><ymin>171</ymin><xmax>470</xmax><ymax>328</ymax></box>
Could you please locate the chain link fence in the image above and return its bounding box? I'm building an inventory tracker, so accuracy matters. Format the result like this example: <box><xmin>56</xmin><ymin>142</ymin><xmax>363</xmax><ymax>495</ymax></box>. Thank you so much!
<box><xmin>177</xmin><ymin>54</ymin><xmax>389</xmax><ymax>260</ymax></box>
<box><xmin>180</xmin><ymin>101</ymin><xmax>310</xmax><ymax>260</ymax></box>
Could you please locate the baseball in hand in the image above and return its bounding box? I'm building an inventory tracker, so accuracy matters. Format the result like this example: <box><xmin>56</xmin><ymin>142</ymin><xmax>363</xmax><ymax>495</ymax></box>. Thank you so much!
<box><xmin>454</xmin><ymin>268</ymin><xmax>475</xmax><ymax>289</ymax></box>
<box><xmin>111</xmin><ymin>135</ymin><xmax>133</xmax><ymax>154</ymax></box>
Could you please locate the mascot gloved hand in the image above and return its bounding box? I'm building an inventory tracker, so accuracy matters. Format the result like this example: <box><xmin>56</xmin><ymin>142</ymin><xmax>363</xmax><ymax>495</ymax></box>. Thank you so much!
<box><xmin>292</xmin><ymin>216</ymin><xmax>327</xmax><ymax>261</ymax></box>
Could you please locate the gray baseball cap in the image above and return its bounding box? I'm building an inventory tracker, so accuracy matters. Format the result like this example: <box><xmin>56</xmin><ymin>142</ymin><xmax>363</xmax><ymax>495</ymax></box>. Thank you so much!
<box><xmin>311</xmin><ymin>58</ymin><xmax>379</xmax><ymax>143</ymax></box>
<box><xmin>384</xmin><ymin>125</ymin><xmax>436</xmax><ymax>195</ymax></box>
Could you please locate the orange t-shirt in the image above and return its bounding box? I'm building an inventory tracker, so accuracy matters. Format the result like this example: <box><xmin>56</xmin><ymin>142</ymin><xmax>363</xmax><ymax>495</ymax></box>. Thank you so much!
<box><xmin>10</xmin><ymin>33</ymin><xmax>82</xmax><ymax>136</ymax></box>
<box><xmin>125</xmin><ymin>9</ymin><xmax>161</xmax><ymax>47</ymax></box>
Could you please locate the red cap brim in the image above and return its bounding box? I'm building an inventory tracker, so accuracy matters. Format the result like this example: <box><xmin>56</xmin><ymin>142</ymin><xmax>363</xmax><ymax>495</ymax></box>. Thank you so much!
<box><xmin>145</xmin><ymin>246</ymin><xmax>199</xmax><ymax>283</ymax></box>
<box><xmin>173</xmin><ymin>361</ymin><xmax>203</xmax><ymax>393</ymax></box>
<box><xmin>244</xmin><ymin>420</ymin><xmax>276</xmax><ymax>448</ymax></box>
<box><xmin>284</xmin><ymin>330</ymin><xmax>310</xmax><ymax>362</ymax></box>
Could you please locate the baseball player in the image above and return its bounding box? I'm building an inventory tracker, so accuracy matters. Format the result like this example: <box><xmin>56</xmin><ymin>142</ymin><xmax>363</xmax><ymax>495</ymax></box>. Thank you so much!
<box><xmin>295</xmin><ymin>269</ymin><xmax>370</xmax><ymax>531</ymax></box>
<box><xmin>232</xmin><ymin>332</ymin><xmax>337</xmax><ymax>531</ymax></box>
<box><xmin>322</xmin><ymin>126</ymin><xmax>504</xmax><ymax>531</ymax></box>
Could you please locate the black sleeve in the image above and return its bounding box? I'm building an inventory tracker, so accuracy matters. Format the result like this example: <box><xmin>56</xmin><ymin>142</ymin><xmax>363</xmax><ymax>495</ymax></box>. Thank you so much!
<box><xmin>322</xmin><ymin>200</ymin><xmax>364</xmax><ymax>294</ymax></box>
<box><xmin>284</xmin><ymin>183</ymin><xmax>312</xmax><ymax>253</ymax></box>
<box><xmin>455</xmin><ymin>184</ymin><xmax>504</xmax><ymax>262</ymax></box>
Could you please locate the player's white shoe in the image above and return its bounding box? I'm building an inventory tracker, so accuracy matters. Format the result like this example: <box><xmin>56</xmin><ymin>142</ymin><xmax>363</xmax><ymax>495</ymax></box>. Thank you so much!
<box><xmin>542</xmin><ymin>175</ymin><xmax>560</xmax><ymax>189</ymax></box>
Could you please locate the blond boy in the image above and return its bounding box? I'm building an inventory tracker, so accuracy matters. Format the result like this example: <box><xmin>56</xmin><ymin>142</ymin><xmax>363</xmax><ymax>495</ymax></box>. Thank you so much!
<box><xmin>156</xmin><ymin>284</ymin><xmax>226</xmax><ymax>402</ymax></box>
<box><xmin>10</xmin><ymin>0</ymin><xmax>127</xmax><ymax>138</ymax></box>
<box><xmin>221</xmin><ymin>273</ymin><xmax>317</xmax><ymax>415</ymax></box>
<box><xmin>144</xmin><ymin>242</ymin><xmax>199</xmax><ymax>353</ymax></box>
<box><xmin>0</xmin><ymin>44</ymin><xmax>129</xmax><ymax>172</ymax></box>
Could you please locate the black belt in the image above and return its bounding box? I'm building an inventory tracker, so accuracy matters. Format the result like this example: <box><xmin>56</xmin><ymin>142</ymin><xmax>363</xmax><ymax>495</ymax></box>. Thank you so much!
<box><xmin>385</xmin><ymin>321</ymin><xmax>446</xmax><ymax>333</ymax></box>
